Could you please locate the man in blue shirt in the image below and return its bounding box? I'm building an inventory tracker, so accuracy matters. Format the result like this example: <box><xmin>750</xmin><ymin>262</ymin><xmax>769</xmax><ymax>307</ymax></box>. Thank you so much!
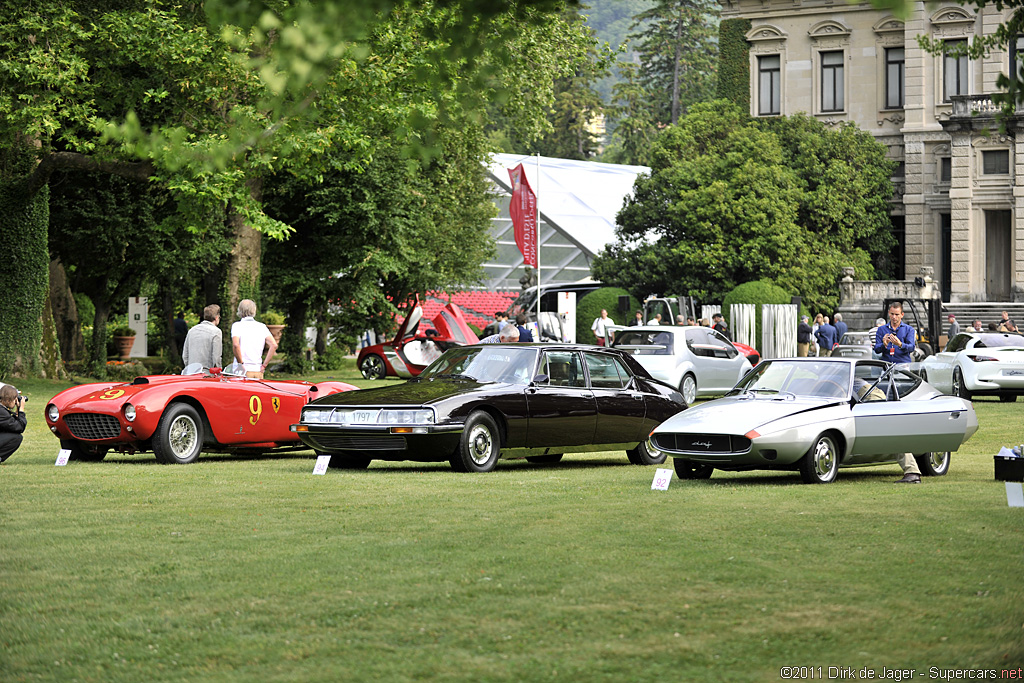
<box><xmin>873</xmin><ymin>302</ymin><xmax>915</xmax><ymax>365</ymax></box>
<box><xmin>872</xmin><ymin>302</ymin><xmax>921</xmax><ymax>484</ymax></box>
<box><xmin>814</xmin><ymin>316</ymin><xmax>838</xmax><ymax>357</ymax></box>
<box><xmin>833</xmin><ymin>313</ymin><xmax>848</xmax><ymax>346</ymax></box>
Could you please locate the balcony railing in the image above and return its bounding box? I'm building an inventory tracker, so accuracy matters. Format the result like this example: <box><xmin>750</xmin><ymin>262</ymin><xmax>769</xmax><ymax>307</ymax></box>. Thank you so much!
<box><xmin>949</xmin><ymin>94</ymin><xmax>1007</xmax><ymax>117</ymax></box>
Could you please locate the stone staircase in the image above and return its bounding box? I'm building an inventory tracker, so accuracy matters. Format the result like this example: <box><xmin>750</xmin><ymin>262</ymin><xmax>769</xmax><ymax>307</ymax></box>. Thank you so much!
<box><xmin>941</xmin><ymin>303</ymin><xmax>1024</xmax><ymax>330</ymax></box>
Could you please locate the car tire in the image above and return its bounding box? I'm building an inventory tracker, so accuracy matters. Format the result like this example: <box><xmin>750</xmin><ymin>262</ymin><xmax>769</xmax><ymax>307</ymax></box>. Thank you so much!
<box><xmin>59</xmin><ymin>439</ymin><xmax>108</xmax><ymax>462</ymax></box>
<box><xmin>526</xmin><ymin>454</ymin><xmax>563</xmax><ymax>465</ymax></box>
<box><xmin>152</xmin><ymin>403</ymin><xmax>204</xmax><ymax>464</ymax></box>
<box><xmin>999</xmin><ymin>394</ymin><xmax>1017</xmax><ymax>403</ymax></box>
<box><xmin>679</xmin><ymin>374</ymin><xmax>697</xmax><ymax>407</ymax></box>
<box><xmin>673</xmin><ymin>458</ymin><xmax>714</xmax><ymax>479</ymax></box>
<box><xmin>328</xmin><ymin>454</ymin><xmax>372</xmax><ymax>469</ymax></box>
<box><xmin>627</xmin><ymin>440</ymin><xmax>667</xmax><ymax>466</ymax></box>
<box><xmin>450</xmin><ymin>411</ymin><xmax>500</xmax><ymax>473</ymax></box>
<box><xmin>918</xmin><ymin>342</ymin><xmax>933</xmax><ymax>359</ymax></box>
<box><xmin>798</xmin><ymin>433</ymin><xmax>840</xmax><ymax>484</ymax></box>
<box><xmin>952</xmin><ymin>368</ymin><xmax>971</xmax><ymax>400</ymax></box>
<box><xmin>915</xmin><ymin>451</ymin><xmax>950</xmax><ymax>477</ymax></box>
<box><xmin>359</xmin><ymin>354</ymin><xmax>387</xmax><ymax>380</ymax></box>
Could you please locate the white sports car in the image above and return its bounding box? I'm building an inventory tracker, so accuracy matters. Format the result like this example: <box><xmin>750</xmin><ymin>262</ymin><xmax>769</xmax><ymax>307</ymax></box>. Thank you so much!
<box><xmin>917</xmin><ymin>332</ymin><xmax>1024</xmax><ymax>401</ymax></box>
<box><xmin>648</xmin><ymin>358</ymin><xmax>978</xmax><ymax>484</ymax></box>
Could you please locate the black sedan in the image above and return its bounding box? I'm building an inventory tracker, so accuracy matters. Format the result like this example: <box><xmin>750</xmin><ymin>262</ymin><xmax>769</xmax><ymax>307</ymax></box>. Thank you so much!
<box><xmin>292</xmin><ymin>344</ymin><xmax>687</xmax><ymax>472</ymax></box>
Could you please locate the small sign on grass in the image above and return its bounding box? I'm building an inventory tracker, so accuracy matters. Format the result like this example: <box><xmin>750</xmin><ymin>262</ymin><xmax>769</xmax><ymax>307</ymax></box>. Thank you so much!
<box><xmin>55</xmin><ymin>449</ymin><xmax>71</xmax><ymax>467</ymax></box>
<box><xmin>312</xmin><ymin>454</ymin><xmax>331</xmax><ymax>475</ymax></box>
<box><xmin>651</xmin><ymin>468</ymin><xmax>672</xmax><ymax>491</ymax></box>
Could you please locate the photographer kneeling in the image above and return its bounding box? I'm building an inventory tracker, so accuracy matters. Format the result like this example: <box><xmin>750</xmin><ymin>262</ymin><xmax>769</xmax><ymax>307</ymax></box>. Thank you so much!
<box><xmin>0</xmin><ymin>384</ymin><xmax>27</xmax><ymax>463</ymax></box>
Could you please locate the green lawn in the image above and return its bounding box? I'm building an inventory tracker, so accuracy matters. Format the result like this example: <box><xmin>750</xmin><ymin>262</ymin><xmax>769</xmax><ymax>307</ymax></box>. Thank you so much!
<box><xmin>1</xmin><ymin>371</ymin><xmax>1022</xmax><ymax>682</ymax></box>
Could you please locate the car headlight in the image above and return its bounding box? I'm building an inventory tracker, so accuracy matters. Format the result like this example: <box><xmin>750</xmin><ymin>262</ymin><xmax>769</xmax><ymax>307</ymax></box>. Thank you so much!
<box><xmin>47</xmin><ymin>404</ymin><xmax>59</xmax><ymax>422</ymax></box>
<box><xmin>380</xmin><ymin>409</ymin><xmax>434</xmax><ymax>424</ymax></box>
<box><xmin>123</xmin><ymin>403</ymin><xmax>136</xmax><ymax>422</ymax></box>
<box><xmin>302</xmin><ymin>407</ymin><xmax>331</xmax><ymax>423</ymax></box>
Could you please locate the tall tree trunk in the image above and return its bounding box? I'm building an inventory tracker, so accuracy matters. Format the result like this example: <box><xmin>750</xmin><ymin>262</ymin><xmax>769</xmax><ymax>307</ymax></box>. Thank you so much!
<box><xmin>221</xmin><ymin>177</ymin><xmax>264</xmax><ymax>361</ymax></box>
<box><xmin>49</xmin><ymin>258</ymin><xmax>84</xmax><ymax>363</ymax></box>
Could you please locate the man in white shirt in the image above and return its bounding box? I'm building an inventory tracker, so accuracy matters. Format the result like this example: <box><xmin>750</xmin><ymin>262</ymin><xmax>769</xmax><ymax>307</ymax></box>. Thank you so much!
<box><xmin>231</xmin><ymin>299</ymin><xmax>277</xmax><ymax>378</ymax></box>
<box><xmin>591</xmin><ymin>309</ymin><xmax>614</xmax><ymax>346</ymax></box>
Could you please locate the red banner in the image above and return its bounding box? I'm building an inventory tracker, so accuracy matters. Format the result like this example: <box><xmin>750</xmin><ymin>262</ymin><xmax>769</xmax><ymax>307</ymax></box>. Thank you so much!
<box><xmin>508</xmin><ymin>163</ymin><xmax>538</xmax><ymax>268</ymax></box>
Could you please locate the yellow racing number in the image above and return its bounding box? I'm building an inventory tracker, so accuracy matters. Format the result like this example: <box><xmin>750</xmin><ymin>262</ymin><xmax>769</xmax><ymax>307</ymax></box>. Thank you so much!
<box><xmin>249</xmin><ymin>395</ymin><xmax>263</xmax><ymax>425</ymax></box>
<box><xmin>99</xmin><ymin>389</ymin><xmax>125</xmax><ymax>400</ymax></box>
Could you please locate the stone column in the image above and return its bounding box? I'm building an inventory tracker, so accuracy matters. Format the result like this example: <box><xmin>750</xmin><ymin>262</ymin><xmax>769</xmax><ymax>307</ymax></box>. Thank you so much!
<box><xmin>948</xmin><ymin>131</ymin><xmax>974</xmax><ymax>301</ymax></box>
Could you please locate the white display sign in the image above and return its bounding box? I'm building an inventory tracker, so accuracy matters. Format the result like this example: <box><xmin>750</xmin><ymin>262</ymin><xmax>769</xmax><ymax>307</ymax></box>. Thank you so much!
<box><xmin>55</xmin><ymin>449</ymin><xmax>71</xmax><ymax>466</ymax></box>
<box><xmin>312</xmin><ymin>455</ymin><xmax>331</xmax><ymax>475</ymax></box>
<box><xmin>1006</xmin><ymin>482</ymin><xmax>1024</xmax><ymax>508</ymax></box>
<box><xmin>128</xmin><ymin>296</ymin><xmax>148</xmax><ymax>357</ymax></box>
<box><xmin>558</xmin><ymin>292</ymin><xmax>576</xmax><ymax>343</ymax></box>
<box><xmin>651</xmin><ymin>468</ymin><xmax>673</xmax><ymax>491</ymax></box>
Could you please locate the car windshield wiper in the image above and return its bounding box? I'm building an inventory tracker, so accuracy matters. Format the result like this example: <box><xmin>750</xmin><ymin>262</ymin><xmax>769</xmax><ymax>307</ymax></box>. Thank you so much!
<box><xmin>434</xmin><ymin>373</ymin><xmax>476</xmax><ymax>380</ymax></box>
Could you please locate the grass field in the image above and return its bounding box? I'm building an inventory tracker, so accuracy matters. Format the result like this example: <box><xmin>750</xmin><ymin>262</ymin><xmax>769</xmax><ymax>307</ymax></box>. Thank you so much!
<box><xmin>2</xmin><ymin>369</ymin><xmax>1022</xmax><ymax>682</ymax></box>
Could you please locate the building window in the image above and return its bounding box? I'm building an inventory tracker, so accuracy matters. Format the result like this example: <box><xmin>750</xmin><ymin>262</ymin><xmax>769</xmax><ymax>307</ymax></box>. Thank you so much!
<box><xmin>885</xmin><ymin>47</ymin><xmax>905</xmax><ymax>108</ymax></box>
<box><xmin>758</xmin><ymin>55</ymin><xmax>781</xmax><ymax>116</ymax></box>
<box><xmin>940</xmin><ymin>157</ymin><xmax>952</xmax><ymax>182</ymax></box>
<box><xmin>820</xmin><ymin>51</ymin><xmax>844</xmax><ymax>112</ymax></box>
<box><xmin>943</xmin><ymin>39</ymin><xmax>969</xmax><ymax>101</ymax></box>
<box><xmin>1011</xmin><ymin>35</ymin><xmax>1024</xmax><ymax>81</ymax></box>
<box><xmin>982</xmin><ymin>150</ymin><xmax>1010</xmax><ymax>175</ymax></box>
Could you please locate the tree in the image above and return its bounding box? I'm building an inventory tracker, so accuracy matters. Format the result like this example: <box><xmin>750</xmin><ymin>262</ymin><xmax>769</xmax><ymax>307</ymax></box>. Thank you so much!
<box><xmin>628</xmin><ymin>0</ymin><xmax>718</xmax><ymax>125</ymax></box>
<box><xmin>0</xmin><ymin>0</ymin><xmax>599</xmax><ymax>377</ymax></box>
<box><xmin>603</xmin><ymin>62</ymin><xmax>658</xmax><ymax>166</ymax></box>
<box><xmin>592</xmin><ymin>100</ymin><xmax>895</xmax><ymax>312</ymax></box>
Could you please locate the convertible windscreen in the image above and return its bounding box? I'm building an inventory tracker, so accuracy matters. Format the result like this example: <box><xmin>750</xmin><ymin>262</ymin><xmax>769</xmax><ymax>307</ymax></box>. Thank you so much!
<box><xmin>728</xmin><ymin>360</ymin><xmax>852</xmax><ymax>399</ymax></box>
<box><xmin>420</xmin><ymin>347</ymin><xmax>537</xmax><ymax>385</ymax></box>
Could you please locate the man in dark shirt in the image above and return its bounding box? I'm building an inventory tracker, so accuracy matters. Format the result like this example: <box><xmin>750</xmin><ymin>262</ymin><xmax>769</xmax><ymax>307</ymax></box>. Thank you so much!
<box><xmin>873</xmin><ymin>302</ymin><xmax>916</xmax><ymax>364</ymax></box>
<box><xmin>797</xmin><ymin>315</ymin><xmax>813</xmax><ymax>357</ymax></box>
<box><xmin>712</xmin><ymin>313</ymin><xmax>731</xmax><ymax>340</ymax></box>
<box><xmin>514</xmin><ymin>314</ymin><xmax>534</xmax><ymax>342</ymax></box>
<box><xmin>814</xmin><ymin>316</ymin><xmax>838</xmax><ymax>357</ymax></box>
<box><xmin>0</xmin><ymin>384</ymin><xmax>27</xmax><ymax>463</ymax></box>
<box><xmin>832</xmin><ymin>313</ymin><xmax>848</xmax><ymax>345</ymax></box>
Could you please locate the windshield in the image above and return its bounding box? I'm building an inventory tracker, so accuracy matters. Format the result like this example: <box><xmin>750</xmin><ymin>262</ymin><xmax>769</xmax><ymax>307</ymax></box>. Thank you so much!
<box><xmin>420</xmin><ymin>346</ymin><xmax>538</xmax><ymax>385</ymax></box>
<box><xmin>973</xmin><ymin>333</ymin><xmax>1024</xmax><ymax>348</ymax></box>
<box><xmin>727</xmin><ymin>360</ymin><xmax>852</xmax><ymax>399</ymax></box>
<box><xmin>613</xmin><ymin>330</ymin><xmax>674</xmax><ymax>355</ymax></box>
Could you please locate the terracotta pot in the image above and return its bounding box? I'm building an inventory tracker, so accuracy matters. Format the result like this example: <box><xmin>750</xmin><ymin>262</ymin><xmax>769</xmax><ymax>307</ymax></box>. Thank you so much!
<box><xmin>267</xmin><ymin>324</ymin><xmax>285</xmax><ymax>345</ymax></box>
<box><xmin>113</xmin><ymin>335</ymin><xmax>135</xmax><ymax>360</ymax></box>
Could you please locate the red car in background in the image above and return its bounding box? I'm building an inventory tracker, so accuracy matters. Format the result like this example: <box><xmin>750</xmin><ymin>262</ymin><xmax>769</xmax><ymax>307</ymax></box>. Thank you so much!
<box><xmin>358</xmin><ymin>303</ymin><xmax>480</xmax><ymax>380</ymax></box>
<box><xmin>45</xmin><ymin>365</ymin><xmax>357</xmax><ymax>464</ymax></box>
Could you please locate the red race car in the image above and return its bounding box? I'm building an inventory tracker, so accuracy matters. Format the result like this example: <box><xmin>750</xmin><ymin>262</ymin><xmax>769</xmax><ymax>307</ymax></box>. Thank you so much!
<box><xmin>45</xmin><ymin>365</ymin><xmax>357</xmax><ymax>464</ymax></box>
<box><xmin>358</xmin><ymin>302</ymin><xmax>479</xmax><ymax>380</ymax></box>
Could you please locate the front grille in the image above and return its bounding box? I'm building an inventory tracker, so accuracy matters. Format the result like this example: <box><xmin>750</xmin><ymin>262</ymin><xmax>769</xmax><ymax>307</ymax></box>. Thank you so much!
<box><xmin>65</xmin><ymin>413</ymin><xmax>121</xmax><ymax>440</ymax></box>
<box><xmin>312</xmin><ymin>435</ymin><xmax>408</xmax><ymax>452</ymax></box>
<box><xmin>652</xmin><ymin>433</ymin><xmax>751</xmax><ymax>454</ymax></box>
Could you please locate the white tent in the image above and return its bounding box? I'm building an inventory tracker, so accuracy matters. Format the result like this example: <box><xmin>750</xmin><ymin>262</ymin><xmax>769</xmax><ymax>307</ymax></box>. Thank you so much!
<box><xmin>484</xmin><ymin>153</ymin><xmax>649</xmax><ymax>290</ymax></box>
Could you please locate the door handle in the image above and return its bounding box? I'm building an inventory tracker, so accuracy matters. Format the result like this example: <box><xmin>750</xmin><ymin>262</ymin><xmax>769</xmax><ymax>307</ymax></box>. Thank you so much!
<box><xmin>631</xmin><ymin>393</ymin><xmax>644</xmax><ymax>401</ymax></box>
<box><xmin>581</xmin><ymin>393</ymin><xmax>593</xmax><ymax>399</ymax></box>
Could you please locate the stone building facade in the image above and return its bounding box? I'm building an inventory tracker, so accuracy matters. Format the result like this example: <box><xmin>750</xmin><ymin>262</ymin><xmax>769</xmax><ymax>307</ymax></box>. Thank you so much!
<box><xmin>723</xmin><ymin>1</ymin><xmax>1024</xmax><ymax>302</ymax></box>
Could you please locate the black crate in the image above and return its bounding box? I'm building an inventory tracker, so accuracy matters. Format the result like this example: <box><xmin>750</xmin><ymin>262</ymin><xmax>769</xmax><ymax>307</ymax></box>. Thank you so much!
<box><xmin>994</xmin><ymin>456</ymin><xmax>1024</xmax><ymax>482</ymax></box>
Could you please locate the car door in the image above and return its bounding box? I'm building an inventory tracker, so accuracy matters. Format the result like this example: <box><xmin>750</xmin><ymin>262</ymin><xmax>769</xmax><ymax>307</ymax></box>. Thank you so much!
<box><xmin>925</xmin><ymin>334</ymin><xmax>969</xmax><ymax>393</ymax></box>
<box><xmin>686</xmin><ymin>328</ymin><xmax>741</xmax><ymax>393</ymax></box>
<box><xmin>851</xmin><ymin>366</ymin><xmax>970</xmax><ymax>458</ymax></box>
<box><xmin>525</xmin><ymin>350</ymin><xmax>597</xmax><ymax>447</ymax></box>
<box><xmin>583</xmin><ymin>351</ymin><xmax>645</xmax><ymax>446</ymax></box>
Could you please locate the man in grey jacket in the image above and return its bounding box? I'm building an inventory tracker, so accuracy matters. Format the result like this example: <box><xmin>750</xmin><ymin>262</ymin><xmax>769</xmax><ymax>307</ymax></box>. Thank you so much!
<box><xmin>182</xmin><ymin>304</ymin><xmax>223</xmax><ymax>369</ymax></box>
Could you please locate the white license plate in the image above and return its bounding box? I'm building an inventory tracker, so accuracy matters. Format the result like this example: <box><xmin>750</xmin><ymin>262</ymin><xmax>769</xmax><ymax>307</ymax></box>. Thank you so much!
<box><xmin>350</xmin><ymin>410</ymin><xmax>380</xmax><ymax>423</ymax></box>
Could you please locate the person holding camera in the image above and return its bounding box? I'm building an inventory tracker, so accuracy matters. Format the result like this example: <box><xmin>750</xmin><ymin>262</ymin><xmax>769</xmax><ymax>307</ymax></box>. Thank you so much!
<box><xmin>0</xmin><ymin>384</ymin><xmax>27</xmax><ymax>463</ymax></box>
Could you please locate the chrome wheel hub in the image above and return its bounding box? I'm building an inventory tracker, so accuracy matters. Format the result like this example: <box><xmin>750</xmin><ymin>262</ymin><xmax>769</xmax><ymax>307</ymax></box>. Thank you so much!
<box><xmin>469</xmin><ymin>425</ymin><xmax>493</xmax><ymax>465</ymax></box>
<box><xmin>169</xmin><ymin>415</ymin><xmax>198</xmax><ymax>458</ymax></box>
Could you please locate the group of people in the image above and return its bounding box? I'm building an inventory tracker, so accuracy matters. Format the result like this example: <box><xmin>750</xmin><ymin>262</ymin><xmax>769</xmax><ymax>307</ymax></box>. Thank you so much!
<box><xmin>480</xmin><ymin>311</ymin><xmax>535</xmax><ymax>344</ymax></box>
<box><xmin>946</xmin><ymin>310</ymin><xmax>1018</xmax><ymax>336</ymax></box>
<box><xmin>179</xmin><ymin>299</ymin><xmax>279</xmax><ymax>379</ymax></box>
<box><xmin>797</xmin><ymin>312</ymin><xmax>848</xmax><ymax>357</ymax></box>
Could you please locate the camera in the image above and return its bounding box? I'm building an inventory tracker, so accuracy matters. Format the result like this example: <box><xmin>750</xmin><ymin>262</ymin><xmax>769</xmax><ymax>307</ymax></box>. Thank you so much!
<box><xmin>18</xmin><ymin>392</ymin><xmax>27</xmax><ymax>403</ymax></box>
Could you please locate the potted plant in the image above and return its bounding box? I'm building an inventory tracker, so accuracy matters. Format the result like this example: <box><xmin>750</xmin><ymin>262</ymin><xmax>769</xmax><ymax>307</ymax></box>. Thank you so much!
<box><xmin>110</xmin><ymin>324</ymin><xmax>136</xmax><ymax>361</ymax></box>
<box><xmin>263</xmin><ymin>310</ymin><xmax>286</xmax><ymax>344</ymax></box>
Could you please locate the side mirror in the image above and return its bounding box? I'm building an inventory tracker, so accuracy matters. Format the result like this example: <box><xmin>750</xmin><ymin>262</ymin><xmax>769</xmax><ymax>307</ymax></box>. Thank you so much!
<box><xmin>531</xmin><ymin>374</ymin><xmax>549</xmax><ymax>385</ymax></box>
